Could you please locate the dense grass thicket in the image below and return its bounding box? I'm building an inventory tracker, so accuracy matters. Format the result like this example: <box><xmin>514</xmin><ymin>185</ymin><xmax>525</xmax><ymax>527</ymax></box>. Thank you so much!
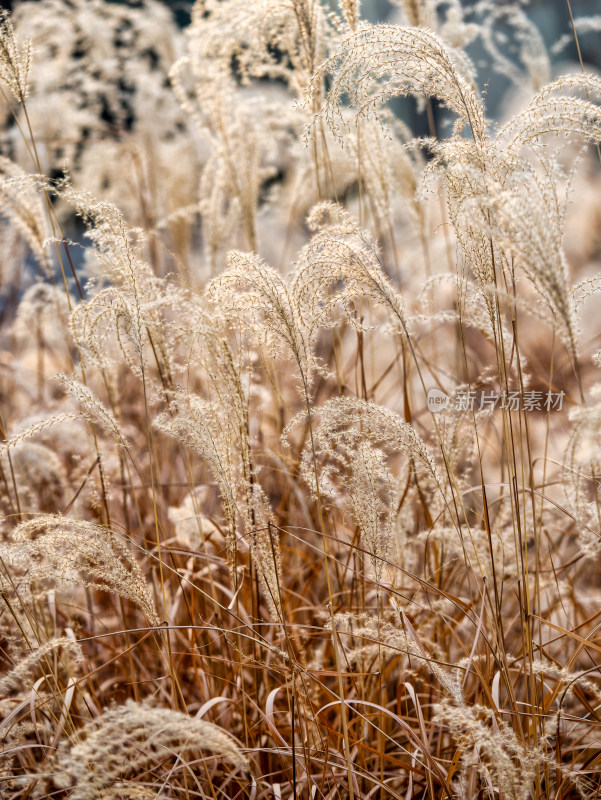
<box><xmin>1</xmin><ymin>1</ymin><xmax>601</xmax><ymax>797</ymax></box>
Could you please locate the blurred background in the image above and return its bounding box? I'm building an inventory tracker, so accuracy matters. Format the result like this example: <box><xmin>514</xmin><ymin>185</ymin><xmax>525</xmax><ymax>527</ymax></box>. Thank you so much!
<box><xmin>0</xmin><ymin>0</ymin><xmax>599</xmax><ymax>305</ymax></box>
<box><xmin>3</xmin><ymin>0</ymin><xmax>601</xmax><ymax>125</ymax></box>
<box><xmin>4</xmin><ymin>0</ymin><xmax>601</xmax><ymax>64</ymax></box>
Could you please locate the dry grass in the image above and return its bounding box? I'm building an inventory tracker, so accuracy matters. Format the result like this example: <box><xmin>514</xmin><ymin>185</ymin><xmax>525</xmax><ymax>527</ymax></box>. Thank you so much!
<box><xmin>0</xmin><ymin>1</ymin><xmax>601</xmax><ymax>798</ymax></box>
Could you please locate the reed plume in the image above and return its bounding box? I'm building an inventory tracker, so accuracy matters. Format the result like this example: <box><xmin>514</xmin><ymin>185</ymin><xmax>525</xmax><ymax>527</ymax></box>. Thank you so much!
<box><xmin>40</xmin><ymin>700</ymin><xmax>248</xmax><ymax>799</ymax></box>
<box><xmin>1</xmin><ymin>515</ymin><xmax>159</xmax><ymax>625</ymax></box>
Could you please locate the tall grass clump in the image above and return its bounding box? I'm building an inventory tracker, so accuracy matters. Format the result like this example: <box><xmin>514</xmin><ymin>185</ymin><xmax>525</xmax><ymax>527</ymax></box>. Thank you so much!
<box><xmin>0</xmin><ymin>0</ymin><xmax>600</xmax><ymax>797</ymax></box>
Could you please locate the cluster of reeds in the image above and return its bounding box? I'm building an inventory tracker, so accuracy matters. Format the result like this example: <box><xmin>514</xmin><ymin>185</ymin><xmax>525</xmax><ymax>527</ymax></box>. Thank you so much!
<box><xmin>0</xmin><ymin>0</ymin><xmax>601</xmax><ymax>797</ymax></box>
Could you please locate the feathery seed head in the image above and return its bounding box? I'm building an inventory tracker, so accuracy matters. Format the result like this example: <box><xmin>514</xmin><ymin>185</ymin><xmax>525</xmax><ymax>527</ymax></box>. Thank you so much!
<box><xmin>0</xmin><ymin>10</ymin><xmax>31</xmax><ymax>102</ymax></box>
